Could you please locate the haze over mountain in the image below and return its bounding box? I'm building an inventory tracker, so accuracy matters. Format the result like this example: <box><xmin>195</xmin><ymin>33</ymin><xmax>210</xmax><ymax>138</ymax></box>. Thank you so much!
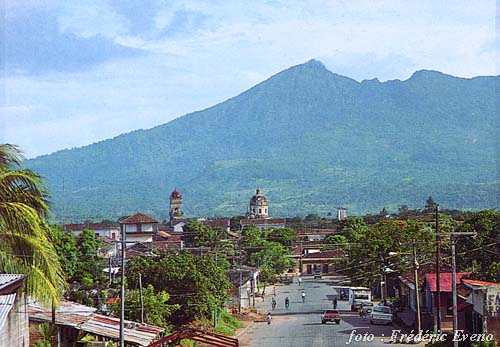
<box><xmin>26</xmin><ymin>60</ymin><xmax>498</xmax><ymax>221</ymax></box>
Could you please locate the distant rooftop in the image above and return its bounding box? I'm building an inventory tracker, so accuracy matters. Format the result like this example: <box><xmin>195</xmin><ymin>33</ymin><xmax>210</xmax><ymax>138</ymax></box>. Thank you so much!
<box><xmin>119</xmin><ymin>213</ymin><xmax>158</xmax><ymax>224</ymax></box>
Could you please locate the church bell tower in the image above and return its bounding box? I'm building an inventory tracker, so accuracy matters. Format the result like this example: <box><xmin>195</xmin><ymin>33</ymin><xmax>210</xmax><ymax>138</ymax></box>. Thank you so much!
<box><xmin>169</xmin><ymin>189</ymin><xmax>183</xmax><ymax>222</ymax></box>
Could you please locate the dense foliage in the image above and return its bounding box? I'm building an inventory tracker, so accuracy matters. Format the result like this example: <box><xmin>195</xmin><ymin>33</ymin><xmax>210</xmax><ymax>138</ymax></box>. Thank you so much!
<box><xmin>337</xmin><ymin>218</ymin><xmax>436</xmax><ymax>287</ymax></box>
<box><xmin>241</xmin><ymin>226</ymin><xmax>294</xmax><ymax>284</ymax></box>
<box><xmin>455</xmin><ymin>210</ymin><xmax>499</xmax><ymax>281</ymax></box>
<box><xmin>49</xmin><ymin>227</ymin><xmax>106</xmax><ymax>286</ymax></box>
<box><xmin>26</xmin><ymin>61</ymin><xmax>498</xmax><ymax>220</ymax></box>
<box><xmin>127</xmin><ymin>251</ymin><xmax>231</xmax><ymax>324</ymax></box>
<box><xmin>111</xmin><ymin>284</ymin><xmax>178</xmax><ymax>329</ymax></box>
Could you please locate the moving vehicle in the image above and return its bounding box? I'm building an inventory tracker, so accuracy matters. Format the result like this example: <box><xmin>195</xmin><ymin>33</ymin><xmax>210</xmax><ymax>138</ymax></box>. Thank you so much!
<box><xmin>321</xmin><ymin>310</ymin><xmax>341</xmax><ymax>324</ymax></box>
<box><xmin>313</xmin><ymin>270</ymin><xmax>322</xmax><ymax>279</ymax></box>
<box><xmin>361</xmin><ymin>302</ymin><xmax>374</xmax><ymax>315</ymax></box>
<box><xmin>370</xmin><ymin>305</ymin><xmax>393</xmax><ymax>325</ymax></box>
<box><xmin>348</xmin><ymin>287</ymin><xmax>372</xmax><ymax>311</ymax></box>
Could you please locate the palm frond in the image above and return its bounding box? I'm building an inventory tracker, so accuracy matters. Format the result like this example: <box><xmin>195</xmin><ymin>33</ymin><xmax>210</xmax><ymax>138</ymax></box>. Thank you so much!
<box><xmin>0</xmin><ymin>144</ymin><xmax>23</xmax><ymax>168</ymax></box>
<box><xmin>0</xmin><ymin>143</ymin><xmax>64</xmax><ymax>305</ymax></box>
<box><xmin>0</xmin><ymin>170</ymin><xmax>49</xmax><ymax>216</ymax></box>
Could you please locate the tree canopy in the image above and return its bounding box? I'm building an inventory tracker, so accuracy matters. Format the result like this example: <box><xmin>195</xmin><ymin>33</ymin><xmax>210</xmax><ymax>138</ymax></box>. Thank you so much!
<box><xmin>127</xmin><ymin>251</ymin><xmax>231</xmax><ymax>324</ymax></box>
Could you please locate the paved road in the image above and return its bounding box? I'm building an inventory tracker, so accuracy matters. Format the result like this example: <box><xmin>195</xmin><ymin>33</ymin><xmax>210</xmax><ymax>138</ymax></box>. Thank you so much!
<box><xmin>241</xmin><ymin>276</ymin><xmax>409</xmax><ymax>347</ymax></box>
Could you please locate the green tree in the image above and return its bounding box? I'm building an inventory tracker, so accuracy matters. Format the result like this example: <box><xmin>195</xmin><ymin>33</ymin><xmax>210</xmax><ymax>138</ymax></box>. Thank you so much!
<box><xmin>48</xmin><ymin>225</ymin><xmax>79</xmax><ymax>280</ymax></box>
<box><xmin>323</xmin><ymin>234</ymin><xmax>348</xmax><ymax>247</ymax></box>
<box><xmin>455</xmin><ymin>210</ymin><xmax>499</xmax><ymax>281</ymax></box>
<box><xmin>0</xmin><ymin>144</ymin><xmax>64</xmax><ymax>305</ymax></box>
<box><xmin>127</xmin><ymin>251</ymin><xmax>231</xmax><ymax>324</ymax></box>
<box><xmin>341</xmin><ymin>219</ymin><xmax>434</xmax><ymax>287</ymax></box>
<box><xmin>75</xmin><ymin>229</ymin><xmax>105</xmax><ymax>286</ymax></box>
<box><xmin>249</xmin><ymin>242</ymin><xmax>293</xmax><ymax>284</ymax></box>
<box><xmin>111</xmin><ymin>284</ymin><xmax>178</xmax><ymax>328</ymax></box>
<box><xmin>266</xmin><ymin>227</ymin><xmax>297</xmax><ymax>247</ymax></box>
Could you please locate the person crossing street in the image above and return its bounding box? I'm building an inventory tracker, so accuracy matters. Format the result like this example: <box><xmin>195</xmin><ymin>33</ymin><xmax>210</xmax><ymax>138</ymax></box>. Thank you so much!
<box><xmin>301</xmin><ymin>290</ymin><xmax>306</xmax><ymax>303</ymax></box>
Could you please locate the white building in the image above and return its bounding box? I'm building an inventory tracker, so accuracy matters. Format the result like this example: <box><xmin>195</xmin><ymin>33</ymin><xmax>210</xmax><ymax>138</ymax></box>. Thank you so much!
<box><xmin>119</xmin><ymin>212</ymin><xmax>159</xmax><ymax>246</ymax></box>
<box><xmin>247</xmin><ymin>189</ymin><xmax>269</xmax><ymax>219</ymax></box>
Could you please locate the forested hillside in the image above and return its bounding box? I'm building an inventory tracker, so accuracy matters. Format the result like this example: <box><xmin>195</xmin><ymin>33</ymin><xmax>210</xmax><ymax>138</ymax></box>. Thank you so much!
<box><xmin>26</xmin><ymin>60</ymin><xmax>499</xmax><ymax>221</ymax></box>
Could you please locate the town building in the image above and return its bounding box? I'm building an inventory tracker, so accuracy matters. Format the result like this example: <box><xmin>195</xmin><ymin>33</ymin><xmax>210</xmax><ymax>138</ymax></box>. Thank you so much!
<box><xmin>296</xmin><ymin>249</ymin><xmax>344</xmax><ymax>275</ymax></box>
<box><xmin>64</xmin><ymin>221</ymin><xmax>120</xmax><ymax>240</ymax></box>
<box><xmin>228</xmin><ymin>266</ymin><xmax>260</xmax><ymax>310</ymax></box>
<box><xmin>337</xmin><ymin>207</ymin><xmax>348</xmax><ymax>221</ymax></box>
<box><xmin>0</xmin><ymin>274</ymin><xmax>28</xmax><ymax>347</ymax></box>
<box><xmin>462</xmin><ymin>279</ymin><xmax>500</xmax><ymax>342</ymax></box>
<box><xmin>119</xmin><ymin>212</ymin><xmax>159</xmax><ymax>246</ymax></box>
<box><xmin>421</xmin><ymin>272</ymin><xmax>471</xmax><ymax>332</ymax></box>
<box><xmin>169</xmin><ymin>189</ymin><xmax>184</xmax><ymax>222</ymax></box>
<box><xmin>246</xmin><ymin>189</ymin><xmax>269</xmax><ymax>219</ymax></box>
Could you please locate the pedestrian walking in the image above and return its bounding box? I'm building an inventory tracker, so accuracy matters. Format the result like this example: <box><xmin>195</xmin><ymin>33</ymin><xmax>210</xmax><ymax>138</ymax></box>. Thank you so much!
<box><xmin>271</xmin><ymin>297</ymin><xmax>276</xmax><ymax>310</ymax></box>
<box><xmin>266</xmin><ymin>312</ymin><xmax>272</xmax><ymax>325</ymax></box>
<box><xmin>333</xmin><ymin>296</ymin><xmax>337</xmax><ymax>309</ymax></box>
<box><xmin>285</xmin><ymin>296</ymin><xmax>290</xmax><ymax>309</ymax></box>
<box><xmin>298</xmin><ymin>277</ymin><xmax>302</xmax><ymax>286</ymax></box>
<box><xmin>301</xmin><ymin>291</ymin><xmax>306</xmax><ymax>303</ymax></box>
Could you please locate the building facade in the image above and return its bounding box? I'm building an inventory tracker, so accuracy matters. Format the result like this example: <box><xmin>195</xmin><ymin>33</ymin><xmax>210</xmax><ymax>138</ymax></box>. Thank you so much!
<box><xmin>247</xmin><ymin>189</ymin><xmax>269</xmax><ymax>219</ymax></box>
<box><xmin>119</xmin><ymin>212</ymin><xmax>159</xmax><ymax>246</ymax></box>
<box><xmin>0</xmin><ymin>275</ymin><xmax>28</xmax><ymax>347</ymax></box>
<box><xmin>169</xmin><ymin>189</ymin><xmax>183</xmax><ymax>222</ymax></box>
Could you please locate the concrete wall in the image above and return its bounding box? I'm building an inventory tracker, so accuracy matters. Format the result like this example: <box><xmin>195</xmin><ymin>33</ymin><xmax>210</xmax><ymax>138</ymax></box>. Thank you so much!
<box><xmin>0</xmin><ymin>293</ymin><xmax>29</xmax><ymax>347</ymax></box>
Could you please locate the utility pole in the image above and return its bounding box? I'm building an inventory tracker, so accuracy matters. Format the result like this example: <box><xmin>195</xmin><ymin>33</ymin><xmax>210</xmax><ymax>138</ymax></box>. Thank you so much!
<box><xmin>412</xmin><ymin>242</ymin><xmax>421</xmax><ymax>332</ymax></box>
<box><xmin>238</xmin><ymin>237</ymin><xmax>242</xmax><ymax>313</ymax></box>
<box><xmin>108</xmin><ymin>257</ymin><xmax>112</xmax><ymax>284</ymax></box>
<box><xmin>451</xmin><ymin>235</ymin><xmax>458</xmax><ymax>347</ymax></box>
<box><xmin>448</xmin><ymin>231</ymin><xmax>476</xmax><ymax>347</ymax></box>
<box><xmin>379</xmin><ymin>253</ymin><xmax>385</xmax><ymax>304</ymax></box>
<box><xmin>139</xmin><ymin>273</ymin><xmax>144</xmax><ymax>324</ymax></box>
<box><xmin>434</xmin><ymin>204</ymin><xmax>441</xmax><ymax>332</ymax></box>
<box><xmin>120</xmin><ymin>225</ymin><xmax>126</xmax><ymax>347</ymax></box>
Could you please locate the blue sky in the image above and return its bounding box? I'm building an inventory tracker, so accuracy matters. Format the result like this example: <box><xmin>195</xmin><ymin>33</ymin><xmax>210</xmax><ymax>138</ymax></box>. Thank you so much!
<box><xmin>1</xmin><ymin>0</ymin><xmax>498</xmax><ymax>158</ymax></box>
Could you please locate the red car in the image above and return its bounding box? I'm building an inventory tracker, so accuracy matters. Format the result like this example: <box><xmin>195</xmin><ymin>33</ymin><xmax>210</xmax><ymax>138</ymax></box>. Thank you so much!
<box><xmin>321</xmin><ymin>310</ymin><xmax>341</xmax><ymax>324</ymax></box>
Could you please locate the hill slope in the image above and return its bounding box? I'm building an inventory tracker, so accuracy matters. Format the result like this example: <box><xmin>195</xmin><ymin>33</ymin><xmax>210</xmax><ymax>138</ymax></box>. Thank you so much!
<box><xmin>26</xmin><ymin>60</ymin><xmax>499</xmax><ymax>221</ymax></box>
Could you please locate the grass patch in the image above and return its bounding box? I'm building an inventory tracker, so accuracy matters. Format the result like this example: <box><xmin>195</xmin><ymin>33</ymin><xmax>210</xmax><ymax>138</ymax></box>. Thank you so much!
<box><xmin>214</xmin><ymin>309</ymin><xmax>243</xmax><ymax>336</ymax></box>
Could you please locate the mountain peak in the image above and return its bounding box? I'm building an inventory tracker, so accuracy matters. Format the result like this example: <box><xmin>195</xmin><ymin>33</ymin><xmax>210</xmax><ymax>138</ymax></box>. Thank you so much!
<box><xmin>284</xmin><ymin>59</ymin><xmax>328</xmax><ymax>74</ymax></box>
<box><xmin>303</xmin><ymin>59</ymin><xmax>326</xmax><ymax>69</ymax></box>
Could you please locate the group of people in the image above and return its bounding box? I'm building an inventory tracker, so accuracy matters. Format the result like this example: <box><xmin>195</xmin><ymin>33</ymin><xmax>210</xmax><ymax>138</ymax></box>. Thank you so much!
<box><xmin>267</xmin><ymin>277</ymin><xmax>307</xmax><ymax>324</ymax></box>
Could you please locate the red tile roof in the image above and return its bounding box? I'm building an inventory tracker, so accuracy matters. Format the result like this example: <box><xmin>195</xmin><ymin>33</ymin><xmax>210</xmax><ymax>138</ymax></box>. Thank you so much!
<box><xmin>119</xmin><ymin>213</ymin><xmax>158</xmax><ymax>224</ymax></box>
<box><xmin>424</xmin><ymin>272</ymin><xmax>471</xmax><ymax>292</ymax></box>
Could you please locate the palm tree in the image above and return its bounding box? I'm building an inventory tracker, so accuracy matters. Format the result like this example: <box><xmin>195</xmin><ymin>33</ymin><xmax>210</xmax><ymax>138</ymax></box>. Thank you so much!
<box><xmin>0</xmin><ymin>144</ymin><xmax>64</xmax><ymax>304</ymax></box>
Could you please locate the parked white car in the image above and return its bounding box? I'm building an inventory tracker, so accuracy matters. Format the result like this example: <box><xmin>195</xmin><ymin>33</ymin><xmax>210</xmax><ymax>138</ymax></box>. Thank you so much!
<box><xmin>370</xmin><ymin>305</ymin><xmax>392</xmax><ymax>325</ymax></box>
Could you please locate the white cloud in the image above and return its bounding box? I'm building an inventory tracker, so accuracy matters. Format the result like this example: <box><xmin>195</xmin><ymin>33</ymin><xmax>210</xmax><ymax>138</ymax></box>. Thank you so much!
<box><xmin>58</xmin><ymin>1</ymin><xmax>129</xmax><ymax>39</ymax></box>
<box><xmin>2</xmin><ymin>0</ymin><xmax>498</xmax><ymax>157</ymax></box>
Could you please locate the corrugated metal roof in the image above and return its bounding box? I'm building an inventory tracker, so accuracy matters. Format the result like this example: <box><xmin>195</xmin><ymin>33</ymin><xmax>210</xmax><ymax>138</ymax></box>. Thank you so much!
<box><xmin>0</xmin><ymin>293</ymin><xmax>17</xmax><ymax>331</ymax></box>
<box><xmin>28</xmin><ymin>300</ymin><xmax>163</xmax><ymax>346</ymax></box>
<box><xmin>0</xmin><ymin>274</ymin><xmax>24</xmax><ymax>290</ymax></box>
<box><xmin>80</xmin><ymin>314</ymin><xmax>163</xmax><ymax>346</ymax></box>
